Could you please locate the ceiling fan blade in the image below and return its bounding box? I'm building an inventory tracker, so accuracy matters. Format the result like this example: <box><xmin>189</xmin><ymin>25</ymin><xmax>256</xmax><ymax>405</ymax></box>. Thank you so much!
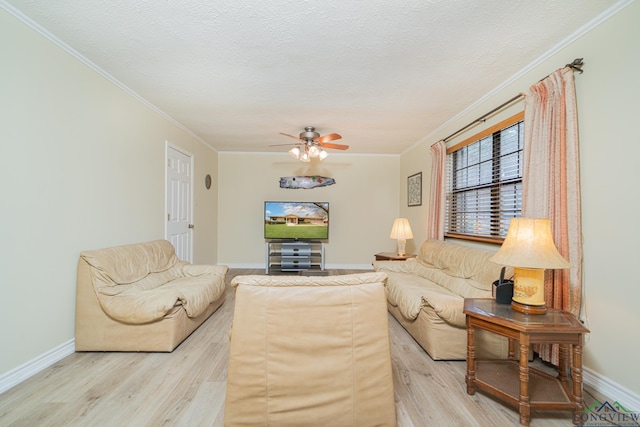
<box><xmin>280</xmin><ymin>132</ymin><xmax>303</xmax><ymax>142</ymax></box>
<box><xmin>314</xmin><ymin>133</ymin><xmax>342</xmax><ymax>143</ymax></box>
<box><xmin>319</xmin><ymin>142</ymin><xmax>349</xmax><ymax>150</ymax></box>
<box><xmin>269</xmin><ymin>143</ymin><xmax>302</xmax><ymax>147</ymax></box>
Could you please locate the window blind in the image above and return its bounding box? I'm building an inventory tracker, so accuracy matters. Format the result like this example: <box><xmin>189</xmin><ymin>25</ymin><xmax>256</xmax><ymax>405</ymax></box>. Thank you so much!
<box><xmin>445</xmin><ymin>114</ymin><xmax>523</xmax><ymax>242</ymax></box>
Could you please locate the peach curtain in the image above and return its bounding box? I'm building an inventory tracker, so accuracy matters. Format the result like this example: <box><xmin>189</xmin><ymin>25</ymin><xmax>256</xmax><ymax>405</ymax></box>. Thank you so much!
<box><xmin>428</xmin><ymin>140</ymin><xmax>446</xmax><ymax>240</ymax></box>
<box><xmin>523</xmin><ymin>67</ymin><xmax>582</xmax><ymax>365</ymax></box>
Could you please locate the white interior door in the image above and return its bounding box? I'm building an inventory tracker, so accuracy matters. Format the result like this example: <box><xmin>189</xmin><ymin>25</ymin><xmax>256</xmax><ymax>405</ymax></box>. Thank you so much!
<box><xmin>166</xmin><ymin>144</ymin><xmax>193</xmax><ymax>262</ymax></box>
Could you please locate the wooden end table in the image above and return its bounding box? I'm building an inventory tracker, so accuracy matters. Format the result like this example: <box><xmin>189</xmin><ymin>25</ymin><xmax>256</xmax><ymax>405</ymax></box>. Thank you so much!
<box><xmin>374</xmin><ymin>252</ymin><xmax>416</xmax><ymax>261</ymax></box>
<box><xmin>463</xmin><ymin>298</ymin><xmax>589</xmax><ymax>426</ymax></box>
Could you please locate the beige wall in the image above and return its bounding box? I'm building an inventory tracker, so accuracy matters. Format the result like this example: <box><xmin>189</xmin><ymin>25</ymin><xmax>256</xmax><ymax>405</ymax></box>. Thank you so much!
<box><xmin>0</xmin><ymin>10</ymin><xmax>219</xmax><ymax>375</ymax></box>
<box><xmin>218</xmin><ymin>153</ymin><xmax>400</xmax><ymax>268</ymax></box>
<box><xmin>399</xmin><ymin>143</ymin><xmax>431</xmax><ymax>251</ymax></box>
<box><xmin>402</xmin><ymin>1</ymin><xmax>640</xmax><ymax>397</ymax></box>
<box><xmin>187</xmin><ymin>144</ymin><xmax>220</xmax><ymax>265</ymax></box>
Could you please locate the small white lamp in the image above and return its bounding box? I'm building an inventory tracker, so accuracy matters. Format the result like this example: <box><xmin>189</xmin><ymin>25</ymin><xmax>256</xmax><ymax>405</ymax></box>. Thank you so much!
<box><xmin>489</xmin><ymin>218</ymin><xmax>570</xmax><ymax>314</ymax></box>
<box><xmin>390</xmin><ymin>218</ymin><xmax>413</xmax><ymax>256</ymax></box>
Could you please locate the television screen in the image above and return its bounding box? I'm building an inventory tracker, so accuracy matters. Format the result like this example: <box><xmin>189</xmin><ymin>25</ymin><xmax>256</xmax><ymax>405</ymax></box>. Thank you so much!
<box><xmin>264</xmin><ymin>201</ymin><xmax>329</xmax><ymax>240</ymax></box>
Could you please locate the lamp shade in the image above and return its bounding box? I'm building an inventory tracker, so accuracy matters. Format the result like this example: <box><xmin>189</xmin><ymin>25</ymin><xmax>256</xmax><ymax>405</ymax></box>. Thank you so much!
<box><xmin>489</xmin><ymin>218</ymin><xmax>570</xmax><ymax>269</ymax></box>
<box><xmin>308</xmin><ymin>145</ymin><xmax>320</xmax><ymax>157</ymax></box>
<box><xmin>299</xmin><ymin>149</ymin><xmax>310</xmax><ymax>162</ymax></box>
<box><xmin>289</xmin><ymin>146</ymin><xmax>300</xmax><ymax>159</ymax></box>
<box><xmin>390</xmin><ymin>218</ymin><xmax>414</xmax><ymax>240</ymax></box>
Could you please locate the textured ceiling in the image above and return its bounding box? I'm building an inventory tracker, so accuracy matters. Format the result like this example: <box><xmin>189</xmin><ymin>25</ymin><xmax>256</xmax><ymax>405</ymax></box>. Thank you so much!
<box><xmin>3</xmin><ymin>0</ymin><xmax>620</xmax><ymax>155</ymax></box>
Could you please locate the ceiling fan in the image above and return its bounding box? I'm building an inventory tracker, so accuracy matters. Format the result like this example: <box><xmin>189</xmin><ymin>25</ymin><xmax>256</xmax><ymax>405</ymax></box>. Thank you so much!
<box><xmin>272</xmin><ymin>126</ymin><xmax>349</xmax><ymax>162</ymax></box>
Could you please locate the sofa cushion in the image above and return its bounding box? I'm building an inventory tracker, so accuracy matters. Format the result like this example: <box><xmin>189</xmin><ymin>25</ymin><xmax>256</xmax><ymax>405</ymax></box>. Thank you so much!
<box><xmin>383</xmin><ymin>270</ymin><xmax>459</xmax><ymax>320</ymax></box>
<box><xmin>411</xmin><ymin>260</ymin><xmax>492</xmax><ymax>299</ymax></box>
<box><xmin>96</xmin><ymin>271</ymin><xmax>227</xmax><ymax>324</ymax></box>
<box><xmin>80</xmin><ymin>240</ymin><xmax>180</xmax><ymax>285</ymax></box>
<box><xmin>417</xmin><ymin>239</ymin><xmax>512</xmax><ymax>296</ymax></box>
<box><xmin>94</xmin><ymin>265</ymin><xmax>185</xmax><ymax>295</ymax></box>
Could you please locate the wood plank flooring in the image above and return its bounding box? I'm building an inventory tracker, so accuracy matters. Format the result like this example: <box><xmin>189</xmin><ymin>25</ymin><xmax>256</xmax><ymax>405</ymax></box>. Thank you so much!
<box><xmin>0</xmin><ymin>269</ymin><xmax>614</xmax><ymax>427</ymax></box>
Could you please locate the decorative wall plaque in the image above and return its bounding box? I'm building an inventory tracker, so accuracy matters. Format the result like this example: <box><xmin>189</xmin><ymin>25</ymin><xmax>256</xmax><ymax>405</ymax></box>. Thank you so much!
<box><xmin>408</xmin><ymin>172</ymin><xmax>422</xmax><ymax>206</ymax></box>
<box><xmin>279</xmin><ymin>176</ymin><xmax>336</xmax><ymax>189</ymax></box>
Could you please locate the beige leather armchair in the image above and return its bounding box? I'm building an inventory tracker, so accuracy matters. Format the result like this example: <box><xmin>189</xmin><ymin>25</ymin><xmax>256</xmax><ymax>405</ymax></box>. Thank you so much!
<box><xmin>224</xmin><ymin>272</ymin><xmax>396</xmax><ymax>427</ymax></box>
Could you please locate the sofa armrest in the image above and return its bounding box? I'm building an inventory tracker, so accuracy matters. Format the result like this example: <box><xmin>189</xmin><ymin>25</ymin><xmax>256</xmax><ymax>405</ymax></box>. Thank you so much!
<box><xmin>420</xmin><ymin>292</ymin><xmax>466</xmax><ymax>328</ymax></box>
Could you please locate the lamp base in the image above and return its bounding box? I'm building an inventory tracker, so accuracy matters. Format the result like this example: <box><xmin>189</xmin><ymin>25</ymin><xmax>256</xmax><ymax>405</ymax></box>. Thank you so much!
<box><xmin>511</xmin><ymin>300</ymin><xmax>547</xmax><ymax>315</ymax></box>
<box><xmin>396</xmin><ymin>238</ymin><xmax>407</xmax><ymax>257</ymax></box>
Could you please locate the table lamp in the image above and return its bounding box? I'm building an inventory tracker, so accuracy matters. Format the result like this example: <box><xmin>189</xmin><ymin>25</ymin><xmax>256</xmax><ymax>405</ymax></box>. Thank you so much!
<box><xmin>489</xmin><ymin>218</ymin><xmax>570</xmax><ymax>314</ymax></box>
<box><xmin>390</xmin><ymin>218</ymin><xmax>413</xmax><ymax>256</ymax></box>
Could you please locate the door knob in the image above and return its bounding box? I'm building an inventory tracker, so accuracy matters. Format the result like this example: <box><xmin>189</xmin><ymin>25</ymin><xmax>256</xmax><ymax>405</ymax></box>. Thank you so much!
<box><xmin>188</xmin><ymin>224</ymin><xmax>194</xmax><ymax>229</ymax></box>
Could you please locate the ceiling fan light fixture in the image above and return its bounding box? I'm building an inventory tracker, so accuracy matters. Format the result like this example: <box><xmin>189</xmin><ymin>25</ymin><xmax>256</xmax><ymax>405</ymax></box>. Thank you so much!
<box><xmin>299</xmin><ymin>149</ymin><xmax>310</xmax><ymax>162</ymax></box>
<box><xmin>289</xmin><ymin>146</ymin><xmax>300</xmax><ymax>159</ymax></box>
<box><xmin>308</xmin><ymin>145</ymin><xmax>320</xmax><ymax>157</ymax></box>
<box><xmin>277</xmin><ymin>126</ymin><xmax>345</xmax><ymax>162</ymax></box>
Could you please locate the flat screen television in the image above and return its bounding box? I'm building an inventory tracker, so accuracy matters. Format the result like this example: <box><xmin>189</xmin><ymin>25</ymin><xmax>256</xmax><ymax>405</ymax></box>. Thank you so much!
<box><xmin>264</xmin><ymin>201</ymin><xmax>329</xmax><ymax>240</ymax></box>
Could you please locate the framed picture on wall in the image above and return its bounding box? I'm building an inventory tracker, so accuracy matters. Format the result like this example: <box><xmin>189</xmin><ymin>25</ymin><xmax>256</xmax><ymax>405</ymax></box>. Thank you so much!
<box><xmin>408</xmin><ymin>172</ymin><xmax>422</xmax><ymax>207</ymax></box>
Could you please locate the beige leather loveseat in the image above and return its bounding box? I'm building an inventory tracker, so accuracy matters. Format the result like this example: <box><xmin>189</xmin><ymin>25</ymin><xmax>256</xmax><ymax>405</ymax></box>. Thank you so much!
<box><xmin>374</xmin><ymin>239</ymin><xmax>511</xmax><ymax>360</ymax></box>
<box><xmin>224</xmin><ymin>272</ymin><xmax>396</xmax><ymax>427</ymax></box>
<box><xmin>75</xmin><ymin>240</ymin><xmax>227</xmax><ymax>352</ymax></box>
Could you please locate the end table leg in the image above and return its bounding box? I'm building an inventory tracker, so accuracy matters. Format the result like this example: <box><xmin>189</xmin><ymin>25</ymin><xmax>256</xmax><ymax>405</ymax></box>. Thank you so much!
<box><xmin>573</xmin><ymin>343</ymin><xmax>585</xmax><ymax>423</ymax></box>
<box><xmin>518</xmin><ymin>340</ymin><xmax>531</xmax><ymax>426</ymax></box>
<box><xmin>466</xmin><ymin>320</ymin><xmax>476</xmax><ymax>395</ymax></box>
<box><xmin>559</xmin><ymin>343</ymin><xmax>570</xmax><ymax>383</ymax></box>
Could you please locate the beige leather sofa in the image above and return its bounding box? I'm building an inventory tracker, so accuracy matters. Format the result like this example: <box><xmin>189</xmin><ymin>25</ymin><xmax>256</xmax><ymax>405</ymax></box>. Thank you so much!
<box><xmin>374</xmin><ymin>239</ymin><xmax>511</xmax><ymax>360</ymax></box>
<box><xmin>224</xmin><ymin>272</ymin><xmax>396</xmax><ymax>427</ymax></box>
<box><xmin>75</xmin><ymin>240</ymin><xmax>227</xmax><ymax>352</ymax></box>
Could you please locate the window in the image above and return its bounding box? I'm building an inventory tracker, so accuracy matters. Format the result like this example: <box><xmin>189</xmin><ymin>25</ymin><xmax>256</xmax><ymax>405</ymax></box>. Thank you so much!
<box><xmin>445</xmin><ymin>112</ymin><xmax>523</xmax><ymax>243</ymax></box>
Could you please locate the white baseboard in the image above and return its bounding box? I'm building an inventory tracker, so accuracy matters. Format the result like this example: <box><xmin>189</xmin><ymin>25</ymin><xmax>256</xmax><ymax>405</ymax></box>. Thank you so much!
<box><xmin>0</xmin><ymin>339</ymin><xmax>75</xmax><ymax>395</ymax></box>
<box><xmin>224</xmin><ymin>263</ymin><xmax>264</xmax><ymax>269</ymax></box>
<box><xmin>584</xmin><ymin>366</ymin><xmax>640</xmax><ymax>410</ymax></box>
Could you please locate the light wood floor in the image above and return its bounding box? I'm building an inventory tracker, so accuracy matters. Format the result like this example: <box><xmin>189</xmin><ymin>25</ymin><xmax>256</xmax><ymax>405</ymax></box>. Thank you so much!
<box><xmin>0</xmin><ymin>269</ymin><xmax>614</xmax><ymax>427</ymax></box>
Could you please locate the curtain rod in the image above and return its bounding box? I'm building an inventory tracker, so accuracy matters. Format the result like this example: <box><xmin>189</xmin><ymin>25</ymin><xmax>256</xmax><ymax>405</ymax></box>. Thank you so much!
<box><xmin>441</xmin><ymin>58</ymin><xmax>584</xmax><ymax>143</ymax></box>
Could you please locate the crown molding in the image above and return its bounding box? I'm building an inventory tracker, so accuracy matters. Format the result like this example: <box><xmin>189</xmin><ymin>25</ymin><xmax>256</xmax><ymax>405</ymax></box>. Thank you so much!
<box><xmin>0</xmin><ymin>1</ymin><xmax>214</xmax><ymax>152</ymax></box>
<box><xmin>404</xmin><ymin>0</ymin><xmax>635</xmax><ymax>155</ymax></box>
